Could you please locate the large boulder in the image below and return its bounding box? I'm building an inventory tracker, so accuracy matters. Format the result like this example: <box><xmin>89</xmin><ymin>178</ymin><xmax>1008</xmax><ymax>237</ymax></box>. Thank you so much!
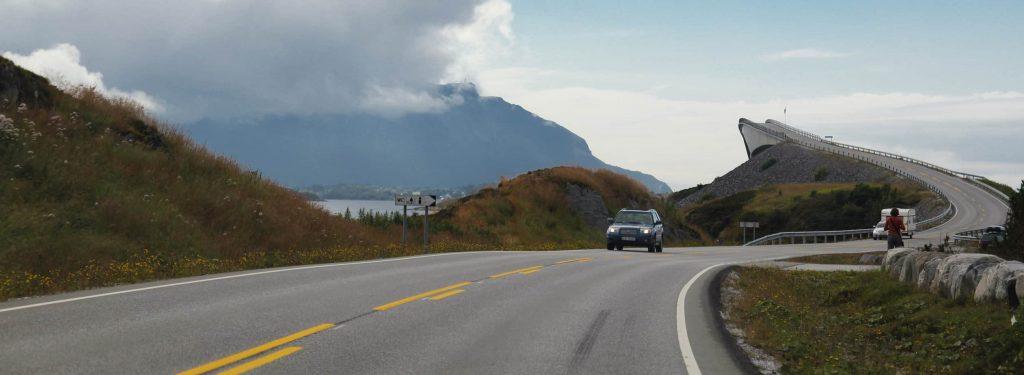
<box><xmin>900</xmin><ymin>252</ymin><xmax>949</xmax><ymax>284</ymax></box>
<box><xmin>858</xmin><ymin>253</ymin><xmax>884</xmax><ymax>265</ymax></box>
<box><xmin>564</xmin><ymin>183</ymin><xmax>609</xmax><ymax>230</ymax></box>
<box><xmin>975</xmin><ymin>261</ymin><xmax>1024</xmax><ymax>302</ymax></box>
<box><xmin>1018</xmin><ymin>273</ymin><xmax>1024</xmax><ymax>302</ymax></box>
<box><xmin>882</xmin><ymin>248</ymin><xmax>917</xmax><ymax>278</ymax></box>
<box><xmin>930</xmin><ymin>254</ymin><xmax>1003</xmax><ymax>299</ymax></box>
<box><xmin>917</xmin><ymin>255</ymin><xmax>949</xmax><ymax>290</ymax></box>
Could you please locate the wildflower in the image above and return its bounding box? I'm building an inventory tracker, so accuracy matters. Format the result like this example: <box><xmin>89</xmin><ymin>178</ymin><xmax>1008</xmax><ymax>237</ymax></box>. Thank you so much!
<box><xmin>0</xmin><ymin>114</ymin><xmax>18</xmax><ymax>139</ymax></box>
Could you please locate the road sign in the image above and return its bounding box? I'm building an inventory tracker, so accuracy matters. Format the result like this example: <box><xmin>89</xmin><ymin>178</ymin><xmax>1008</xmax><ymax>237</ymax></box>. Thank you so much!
<box><xmin>395</xmin><ymin>194</ymin><xmax>437</xmax><ymax>253</ymax></box>
<box><xmin>740</xmin><ymin>221</ymin><xmax>760</xmax><ymax>244</ymax></box>
<box><xmin>395</xmin><ymin>194</ymin><xmax>436</xmax><ymax>207</ymax></box>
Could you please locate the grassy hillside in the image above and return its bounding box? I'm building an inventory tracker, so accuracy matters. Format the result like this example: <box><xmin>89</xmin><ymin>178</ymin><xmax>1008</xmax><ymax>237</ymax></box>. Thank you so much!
<box><xmin>430</xmin><ymin>167</ymin><xmax>692</xmax><ymax>249</ymax></box>
<box><xmin>683</xmin><ymin>182</ymin><xmax>933</xmax><ymax>244</ymax></box>
<box><xmin>0</xmin><ymin>57</ymin><xmax>695</xmax><ymax>300</ymax></box>
<box><xmin>0</xmin><ymin>57</ymin><xmax>397</xmax><ymax>299</ymax></box>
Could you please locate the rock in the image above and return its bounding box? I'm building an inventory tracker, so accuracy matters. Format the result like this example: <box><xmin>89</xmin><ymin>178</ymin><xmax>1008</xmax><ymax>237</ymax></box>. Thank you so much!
<box><xmin>917</xmin><ymin>256</ymin><xmax>948</xmax><ymax>290</ymax></box>
<box><xmin>900</xmin><ymin>251</ymin><xmax>949</xmax><ymax>284</ymax></box>
<box><xmin>882</xmin><ymin>248</ymin><xmax>917</xmax><ymax>278</ymax></box>
<box><xmin>673</xmin><ymin>143</ymin><xmax>945</xmax><ymax>217</ymax></box>
<box><xmin>858</xmin><ymin>254</ymin><xmax>884</xmax><ymax>265</ymax></box>
<box><xmin>1017</xmin><ymin>273</ymin><xmax>1024</xmax><ymax>302</ymax></box>
<box><xmin>930</xmin><ymin>254</ymin><xmax>1003</xmax><ymax>299</ymax></box>
<box><xmin>975</xmin><ymin>261</ymin><xmax>1024</xmax><ymax>302</ymax></box>
<box><xmin>564</xmin><ymin>183</ymin><xmax>609</xmax><ymax>230</ymax></box>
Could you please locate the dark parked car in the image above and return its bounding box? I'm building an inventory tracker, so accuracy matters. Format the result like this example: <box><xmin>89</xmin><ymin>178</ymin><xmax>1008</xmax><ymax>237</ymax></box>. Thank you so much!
<box><xmin>606</xmin><ymin>209</ymin><xmax>664</xmax><ymax>252</ymax></box>
<box><xmin>980</xmin><ymin>225</ymin><xmax>1006</xmax><ymax>249</ymax></box>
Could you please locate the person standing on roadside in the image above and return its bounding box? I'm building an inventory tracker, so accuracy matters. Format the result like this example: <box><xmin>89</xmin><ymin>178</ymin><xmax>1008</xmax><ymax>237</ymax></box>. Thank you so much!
<box><xmin>884</xmin><ymin>208</ymin><xmax>907</xmax><ymax>249</ymax></box>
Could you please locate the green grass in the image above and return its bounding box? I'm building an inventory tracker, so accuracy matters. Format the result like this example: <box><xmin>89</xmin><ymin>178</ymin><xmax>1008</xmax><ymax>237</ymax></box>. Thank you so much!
<box><xmin>724</xmin><ymin>267</ymin><xmax>1024</xmax><ymax>373</ymax></box>
<box><xmin>981</xmin><ymin>178</ymin><xmax>1017</xmax><ymax>198</ymax></box>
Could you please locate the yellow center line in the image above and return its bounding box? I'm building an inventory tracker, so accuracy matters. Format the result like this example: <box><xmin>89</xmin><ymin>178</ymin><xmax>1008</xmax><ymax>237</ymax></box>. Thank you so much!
<box><xmin>373</xmin><ymin>281</ymin><xmax>473</xmax><ymax>311</ymax></box>
<box><xmin>216</xmin><ymin>346</ymin><xmax>302</xmax><ymax>375</ymax></box>
<box><xmin>428</xmin><ymin>289</ymin><xmax>465</xmax><ymax>301</ymax></box>
<box><xmin>177</xmin><ymin>324</ymin><xmax>333</xmax><ymax>375</ymax></box>
<box><xmin>489</xmin><ymin>266</ymin><xmax>544</xmax><ymax>279</ymax></box>
<box><xmin>555</xmin><ymin>257</ymin><xmax>592</xmax><ymax>265</ymax></box>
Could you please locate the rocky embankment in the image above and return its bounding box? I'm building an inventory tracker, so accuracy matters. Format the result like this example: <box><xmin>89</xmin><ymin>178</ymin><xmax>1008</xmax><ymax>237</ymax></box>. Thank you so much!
<box><xmin>882</xmin><ymin>248</ymin><xmax>1024</xmax><ymax>303</ymax></box>
<box><xmin>675</xmin><ymin>142</ymin><xmax>947</xmax><ymax>219</ymax></box>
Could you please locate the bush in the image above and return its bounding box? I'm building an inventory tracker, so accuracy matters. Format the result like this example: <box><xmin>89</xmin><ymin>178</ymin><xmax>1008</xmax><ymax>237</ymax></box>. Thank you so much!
<box><xmin>991</xmin><ymin>181</ymin><xmax>1023</xmax><ymax>261</ymax></box>
<box><xmin>686</xmin><ymin>191</ymin><xmax>757</xmax><ymax>237</ymax></box>
<box><xmin>813</xmin><ymin>167</ymin><xmax>830</xmax><ymax>181</ymax></box>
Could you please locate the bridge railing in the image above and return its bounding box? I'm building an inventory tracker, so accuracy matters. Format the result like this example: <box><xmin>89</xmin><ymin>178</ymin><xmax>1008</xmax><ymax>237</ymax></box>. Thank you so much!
<box><xmin>951</xmin><ymin>228</ymin><xmax>985</xmax><ymax>245</ymax></box>
<box><xmin>763</xmin><ymin>119</ymin><xmax>1010</xmax><ymax>204</ymax></box>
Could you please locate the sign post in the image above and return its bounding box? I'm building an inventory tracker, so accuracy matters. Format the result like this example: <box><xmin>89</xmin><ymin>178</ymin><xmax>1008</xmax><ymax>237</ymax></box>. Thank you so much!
<box><xmin>739</xmin><ymin>221</ymin><xmax>760</xmax><ymax>244</ymax></box>
<box><xmin>395</xmin><ymin>194</ymin><xmax>437</xmax><ymax>252</ymax></box>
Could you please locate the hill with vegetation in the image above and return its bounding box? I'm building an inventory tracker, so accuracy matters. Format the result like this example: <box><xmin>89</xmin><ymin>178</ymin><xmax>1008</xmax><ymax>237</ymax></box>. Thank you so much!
<box><xmin>0</xmin><ymin>56</ymin><xmax>404</xmax><ymax>300</ymax></box>
<box><xmin>682</xmin><ymin>182</ymin><xmax>938</xmax><ymax>244</ymax></box>
<box><xmin>428</xmin><ymin>166</ymin><xmax>698</xmax><ymax>249</ymax></box>
<box><xmin>667</xmin><ymin>139</ymin><xmax>948</xmax><ymax>244</ymax></box>
<box><xmin>0</xmin><ymin>56</ymin><xmax>685</xmax><ymax>301</ymax></box>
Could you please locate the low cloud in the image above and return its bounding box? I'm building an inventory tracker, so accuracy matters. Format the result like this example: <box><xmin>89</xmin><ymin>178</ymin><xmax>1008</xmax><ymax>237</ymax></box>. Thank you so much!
<box><xmin>478</xmin><ymin>68</ymin><xmax>1024</xmax><ymax>189</ymax></box>
<box><xmin>0</xmin><ymin>0</ymin><xmax>512</xmax><ymax>121</ymax></box>
<box><xmin>3</xmin><ymin>44</ymin><xmax>164</xmax><ymax>113</ymax></box>
<box><xmin>761</xmin><ymin>48</ymin><xmax>851</xmax><ymax>62</ymax></box>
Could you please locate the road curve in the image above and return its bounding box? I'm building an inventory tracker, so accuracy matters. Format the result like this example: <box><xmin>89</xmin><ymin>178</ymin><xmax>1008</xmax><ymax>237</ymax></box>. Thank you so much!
<box><xmin>2</xmin><ymin>244</ymin><xmax>896</xmax><ymax>374</ymax></box>
<box><xmin>0</xmin><ymin>123</ymin><xmax>1010</xmax><ymax>374</ymax></box>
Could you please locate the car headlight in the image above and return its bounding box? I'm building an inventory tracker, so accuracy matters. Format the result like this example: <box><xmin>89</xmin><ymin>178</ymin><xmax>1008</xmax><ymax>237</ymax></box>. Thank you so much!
<box><xmin>643</xmin><ymin>229</ymin><xmax>651</xmax><ymax>234</ymax></box>
<box><xmin>607</xmin><ymin>227</ymin><xmax>616</xmax><ymax>234</ymax></box>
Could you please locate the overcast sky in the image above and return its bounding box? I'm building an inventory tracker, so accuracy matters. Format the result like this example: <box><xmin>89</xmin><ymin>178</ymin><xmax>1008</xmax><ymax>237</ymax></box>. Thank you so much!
<box><xmin>2</xmin><ymin>0</ymin><xmax>1022</xmax><ymax>189</ymax></box>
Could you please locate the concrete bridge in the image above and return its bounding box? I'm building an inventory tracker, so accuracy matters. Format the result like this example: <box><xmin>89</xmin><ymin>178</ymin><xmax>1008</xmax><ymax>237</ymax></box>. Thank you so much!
<box><xmin>738</xmin><ymin>118</ymin><xmax>1010</xmax><ymax>244</ymax></box>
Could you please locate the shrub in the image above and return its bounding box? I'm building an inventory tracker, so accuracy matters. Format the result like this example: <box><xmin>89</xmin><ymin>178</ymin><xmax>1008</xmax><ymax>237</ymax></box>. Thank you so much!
<box><xmin>813</xmin><ymin>167</ymin><xmax>830</xmax><ymax>181</ymax></box>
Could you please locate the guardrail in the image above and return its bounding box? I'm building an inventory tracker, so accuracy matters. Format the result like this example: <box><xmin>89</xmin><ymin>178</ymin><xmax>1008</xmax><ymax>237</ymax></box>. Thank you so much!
<box><xmin>918</xmin><ymin>201</ymin><xmax>956</xmax><ymax>231</ymax></box>
<box><xmin>951</xmin><ymin>229</ymin><xmax>983</xmax><ymax>246</ymax></box>
<box><xmin>744</xmin><ymin>228</ymin><xmax>874</xmax><ymax>246</ymax></box>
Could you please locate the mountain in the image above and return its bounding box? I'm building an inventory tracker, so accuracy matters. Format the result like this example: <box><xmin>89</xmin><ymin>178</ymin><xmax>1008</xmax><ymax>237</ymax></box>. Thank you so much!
<box><xmin>184</xmin><ymin>83</ymin><xmax>672</xmax><ymax>193</ymax></box>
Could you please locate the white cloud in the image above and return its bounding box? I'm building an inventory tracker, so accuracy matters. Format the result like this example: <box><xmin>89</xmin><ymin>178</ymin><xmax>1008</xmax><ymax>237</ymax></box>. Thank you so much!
<box><xmin>442</xmin><ymin>0</ymin><xmax>515</xmax><ymax>82</ymax></box>
<box><xmin>2</xmin><ymin>44</ymin><xmax>164</xmax><ymax>113</ymax></box>
<box><xmin>477</xmin><ymin>68</ymin><xmax>1024</xmax><ymax>189</ymax></box>
<box><xmin>761</xmin><ymin>48</ymin><xmax>851</xmax><ymax>62</ymax></box>
<box><xmin>0</xmin><ymin>0</ymin><xmax>510</xmax><ymax>121</ymax></box>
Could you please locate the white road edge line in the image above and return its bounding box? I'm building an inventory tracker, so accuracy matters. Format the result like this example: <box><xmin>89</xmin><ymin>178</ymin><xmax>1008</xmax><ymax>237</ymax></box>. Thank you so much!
<box><xmin>0</xmin><ymin>251</ymin><xmax>519</xmax><ymax>314</ymax></box>
<box><xmin>676</xmin><ymin>263</ymin><xmax>723</xmax><ymax>375</ymax></box>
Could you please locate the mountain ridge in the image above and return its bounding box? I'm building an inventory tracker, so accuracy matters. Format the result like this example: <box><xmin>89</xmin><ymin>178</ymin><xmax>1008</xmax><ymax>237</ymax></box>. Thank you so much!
<box><xmin>185</xmin><ymin>83</ymin><xmax>672</xmax><ymax>193</ymax></box>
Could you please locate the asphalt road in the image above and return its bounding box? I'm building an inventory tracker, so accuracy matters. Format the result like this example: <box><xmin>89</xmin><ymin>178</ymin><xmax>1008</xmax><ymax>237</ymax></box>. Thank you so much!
<box><xmin>0</xmin><ymin>128</ymin><xmax>1010</xmax><ymax>374</ymax></box>
<box><xmin>0</xmin><ymin>245</ymin><xmax>902</xmax><ymax>375</ymax></box>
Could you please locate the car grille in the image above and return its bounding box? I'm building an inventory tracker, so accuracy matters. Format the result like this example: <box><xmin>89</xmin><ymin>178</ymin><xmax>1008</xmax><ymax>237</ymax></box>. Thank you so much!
<box><xmin>619</xmin><ymin>228</ymin><xmax>639</xmax><ymax>235</ymax></box>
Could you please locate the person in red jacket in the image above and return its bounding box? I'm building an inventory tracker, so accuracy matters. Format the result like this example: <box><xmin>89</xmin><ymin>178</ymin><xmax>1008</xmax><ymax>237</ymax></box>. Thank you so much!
<box><xmin>884</xmin><ymin>208</ymin><xmax>907</xmax><ymax>249</ymax></box>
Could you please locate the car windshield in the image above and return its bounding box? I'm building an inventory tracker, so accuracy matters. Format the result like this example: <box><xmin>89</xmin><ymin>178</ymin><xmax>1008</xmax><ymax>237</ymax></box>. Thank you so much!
<box><xmin>614</xmin><ymin>211</ymin><xmax>654</xmax><ymax>225</ymax></box>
